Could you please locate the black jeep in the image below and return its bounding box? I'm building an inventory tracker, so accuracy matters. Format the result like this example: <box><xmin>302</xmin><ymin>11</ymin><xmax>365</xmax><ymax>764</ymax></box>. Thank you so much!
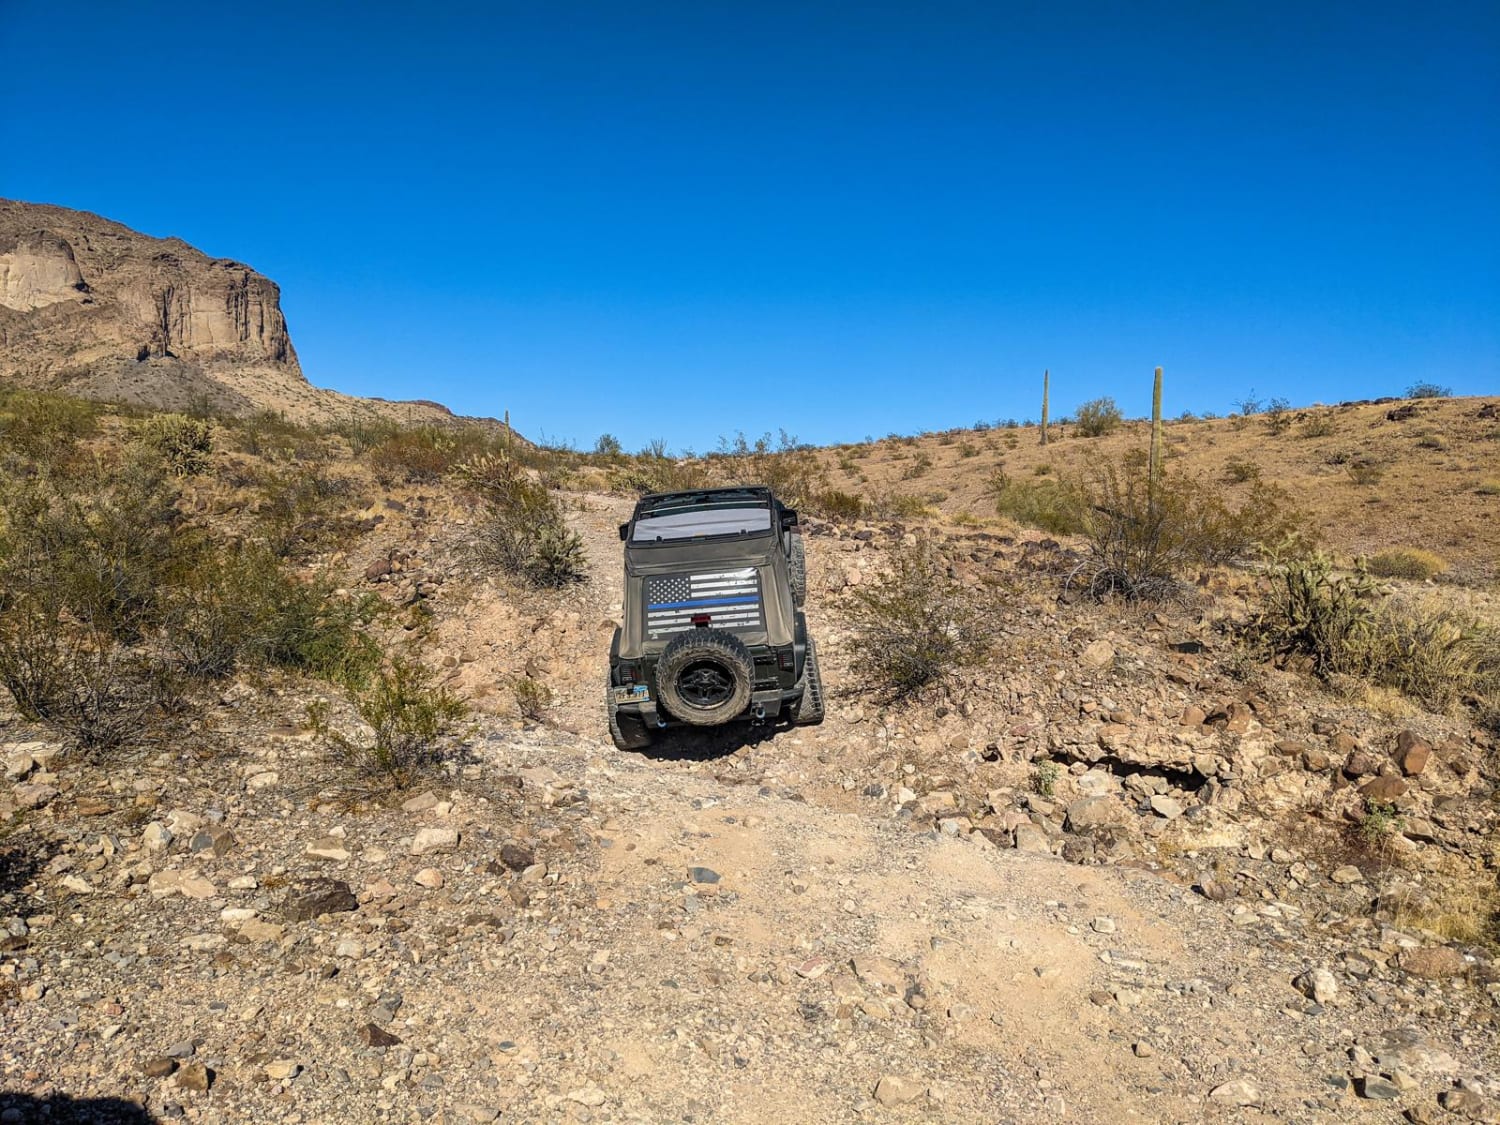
<box><xmin>606</xmin><ymin>486</ymin><xmax>824</xmax><ymax>750</ymax></box>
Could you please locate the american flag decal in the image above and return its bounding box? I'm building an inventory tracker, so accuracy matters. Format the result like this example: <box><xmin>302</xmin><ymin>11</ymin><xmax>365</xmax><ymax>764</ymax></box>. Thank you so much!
<box><xmin>645</xmin><ymin>568</ymin><xmax>763</xmax><ymax>639</ymax></box>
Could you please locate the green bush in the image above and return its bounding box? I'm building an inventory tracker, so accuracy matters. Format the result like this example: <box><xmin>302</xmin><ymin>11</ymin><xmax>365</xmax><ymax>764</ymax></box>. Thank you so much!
<box><xmin>513</xmin><ymin>675</ymin><xmax>552</xmax><ymax>721</ymax></box>
<box><xmin>0</xmin><ymin>390</ymin><xmax>100</xmax><ymax>464</ymax></box>
<box><xmin>137</xmin><ymin>413</ymin><xmax>214</xmax><ymax>476</ymax></box>
<box><xmin>1072</xmin><ymin>458</ymin><xmax>1306</xmax><ymax>599</ymax></box>
<box><xmin>808</xmin><ymin>489</ymin><xmax>866</xmax><ymax>521</ymax></box>
<box><xmin>1073</xmin><ymin>397</ymin><xmax>1124</xmax><ymax>438</ymax></box>
<box><xmin>163</xmin><ymin>545</ymin><xmax>380</xmax><ymax>685</ymax></box>
<box><xmin>1406</xmin><ymin>383</ymin><xmax>1451</xmax><ymax>399</ymax></box>
<box><xmin>313</xmin><ymin>659</ymin><xmax>468</xmax><ymax>786</ymax></box>
<box><xmin>0</xmin><ymin>456</ymin><xmax>186</xmax><ymax>643</ymax></box>
<box><xmin>459</xmin><ymin>454</ymin><xmax>586</xmax><ymax>588</ymax></box>
<box><xmin>986</xmin><ymin>470</ymin><xmax>1086</xmax><ymax>535</ymax></box>
<box><xmin>844</xmin><ymin>541</ymin><xmax>992</xmax><ymax>703</ymax></box>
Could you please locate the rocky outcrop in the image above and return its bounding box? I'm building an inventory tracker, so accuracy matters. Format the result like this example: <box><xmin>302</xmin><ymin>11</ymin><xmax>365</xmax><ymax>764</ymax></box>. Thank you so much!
<box><xmin>0</xmin><ymin>199</ymin><xmax>307</xmax><ymax>414</ymax></box>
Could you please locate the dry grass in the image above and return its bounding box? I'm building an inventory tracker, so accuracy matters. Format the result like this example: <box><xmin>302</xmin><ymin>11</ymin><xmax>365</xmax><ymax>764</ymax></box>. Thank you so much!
<box><xmin>1365</xmin><ymin>547</ymin><xmax>1449</xmax><ymax>581</ymax></box>
<box><xmin>796</xmin><ymin>396</ymin><xmax>1500</xmax><ymax>582</ymax></box>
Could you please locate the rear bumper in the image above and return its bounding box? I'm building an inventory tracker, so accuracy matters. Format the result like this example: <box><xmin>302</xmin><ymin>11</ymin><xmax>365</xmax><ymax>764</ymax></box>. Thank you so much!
<box><xmin>618</xmin><ymin>684</ymin><xmax>802</xmax><ymax>729</ymax></box>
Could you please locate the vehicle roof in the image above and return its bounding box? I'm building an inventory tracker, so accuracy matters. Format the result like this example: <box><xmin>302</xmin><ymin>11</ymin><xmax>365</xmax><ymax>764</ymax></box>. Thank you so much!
<box><xmin>631</xmin><ymin>486</ymin><xmax>776</xmax><ymax>517</ymax></box>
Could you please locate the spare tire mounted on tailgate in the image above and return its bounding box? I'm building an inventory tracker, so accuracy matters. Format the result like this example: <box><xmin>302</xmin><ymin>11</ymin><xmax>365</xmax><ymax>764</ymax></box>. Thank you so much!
<box><xmin>654</xmin><ymin>629</ymin><xmax>754</xmax><ymax>726</ymax></box>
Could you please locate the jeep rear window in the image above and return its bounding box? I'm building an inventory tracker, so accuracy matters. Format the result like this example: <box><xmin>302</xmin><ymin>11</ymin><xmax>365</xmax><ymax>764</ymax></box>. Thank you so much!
<box><xmin>631</xmin><ymin>507</ymin><xmax>772</xmax><ymax>542</ymax></box>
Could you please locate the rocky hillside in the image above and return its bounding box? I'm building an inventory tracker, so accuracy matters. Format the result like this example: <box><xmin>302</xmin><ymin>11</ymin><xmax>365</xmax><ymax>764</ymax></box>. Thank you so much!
<box><xmin>0</xmin><ymin>404</ymin><xmax>1496</xmax><ymax>1123</ymax></box>
<box><xmin>0</xmin><ymin>200</ymin><xmax>454</xmax><ymax>426</ymax></box>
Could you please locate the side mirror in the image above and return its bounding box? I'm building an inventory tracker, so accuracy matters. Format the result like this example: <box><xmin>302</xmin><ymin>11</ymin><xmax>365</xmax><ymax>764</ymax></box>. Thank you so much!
<box><xmin>618</xmin><ymin>523</ymin><xmax>630</xmax><ymax>541</ymax></box>
<box><xmin>780</xmin><ymin>509</ymin><xmax>798</xmax><ymax>532</ymax></box>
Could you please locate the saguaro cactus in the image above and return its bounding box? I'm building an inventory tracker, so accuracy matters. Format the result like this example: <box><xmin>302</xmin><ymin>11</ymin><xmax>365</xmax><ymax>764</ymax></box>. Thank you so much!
<box><xmin>1040</xmin><ymin>370</ymin><xmax>1050</xmax><ymax>446</ymax></box>
<box><xmin>1149</xmin><ymin>366</ymin><xmax>1164</xmax><ymax>499</ymax></box>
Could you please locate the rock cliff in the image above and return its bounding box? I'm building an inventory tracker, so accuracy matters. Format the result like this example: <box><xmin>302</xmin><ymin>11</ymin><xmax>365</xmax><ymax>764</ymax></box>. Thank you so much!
<box><xmin>0</xmin><ymin>199</ymin><xmax>453</xmax><ymax>424</ymax></box>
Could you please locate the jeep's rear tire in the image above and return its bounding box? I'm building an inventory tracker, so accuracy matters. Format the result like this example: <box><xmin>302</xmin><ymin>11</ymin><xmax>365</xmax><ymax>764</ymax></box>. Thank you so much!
<box><xmin>788</xmin><ymin>534</ymin><xmax>807</xmax><ymax>607</ymax></box>
<box><xmin>606</xmin><ymin>672</ymin><xmax>654</xmax><ymax>750</ymax></box>
<box><xmin>654</xmin><ymin>629</ymin><xmax>755</xmax><ymax>727</ymax></box>
<box><xmin>790</xmin><ymin>636</ymin><xmax>825</xmax><ymax>725</ymax></box>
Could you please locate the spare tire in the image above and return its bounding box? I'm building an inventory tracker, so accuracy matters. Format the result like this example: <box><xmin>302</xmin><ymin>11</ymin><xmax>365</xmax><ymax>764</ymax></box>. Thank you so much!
<box><xmin>655</xmin><ymin>629</ymin><xmax>755</xmax><ymax>727</ymax></box>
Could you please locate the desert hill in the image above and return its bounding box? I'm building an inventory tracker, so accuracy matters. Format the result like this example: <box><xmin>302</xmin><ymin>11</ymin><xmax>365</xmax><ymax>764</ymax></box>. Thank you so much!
<box><xmin>0</xmin><ymin>396</ymin><xmax>1496</xmax><ymax>1121</ymax></box>
<box><xmin>0</xmin><ymin>200</ymin><xmax>462</xmax><ymax>427</ymax></box>
<box><xmin>797</xmin><ymin>395</ymin><xmax>1500</xmax><ymax>584</ymax></box>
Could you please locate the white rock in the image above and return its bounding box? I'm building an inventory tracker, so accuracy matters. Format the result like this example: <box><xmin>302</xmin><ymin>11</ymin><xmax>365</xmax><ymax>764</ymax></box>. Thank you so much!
<box><xmin>142</xmin><ymin>823</ymin><xmax>174</xmax><ymax>852</ymax></box>
<box><xmin>1294</xmin><ymin>967</ymin><xmax>1339</xmax><ymax>1005</ymax></box>
<box><xmin>410</xmin><ymin>827</ymin><xmax>459</xmax><ymax>856</ymax></box>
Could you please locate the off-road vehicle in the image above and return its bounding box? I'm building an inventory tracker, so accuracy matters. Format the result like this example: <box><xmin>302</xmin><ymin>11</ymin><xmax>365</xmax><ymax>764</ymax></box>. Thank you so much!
<box><xmin>606</xmin><ymin>486</ymin><xmax>824</xmax><ymax>750</ymax></box>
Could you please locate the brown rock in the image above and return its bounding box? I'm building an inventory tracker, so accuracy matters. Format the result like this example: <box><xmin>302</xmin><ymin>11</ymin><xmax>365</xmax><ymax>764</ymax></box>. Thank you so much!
<box><xmin>1179</xmin><ymin>706</ymin><xmax>1207</xmax><ymax>727</ymax></box>
<box><xmin>1064</xmin><ymin>796</ymin><xmax>1129</xmax><ymax>833</ymax></box>
<box><xmin>1396</xmin><ymin>946</ymin><xmax>1468</xmax><ymax>980</ymax></box>
<box><xmin>1329</xmin><ymin>732</ymin><xmax>1359</xmax><ymax>757</ymax></box>
<box><xmin>142</xmin><ymin>1056</ymin><xmax>178</xmax><ymax>1078</ymax></box>
<box><xmin>282</xmin><ymin>878</ymin><xmax>358</xmax><ymax>922</ymax></box>
<box><xmin>359</xmin><ymin>1023</ymin><xmax>402</xmax><ymax>1047</ymax></box>
<box><xmin>175</xmin><ymin>1062</ymin><xmax>213</xmax><ymax>1091</ymax></box>
<box><xmin>1343</xmin><ymin>749</ymin><xmax>1382</xmax><ymax>778</ymax></box>
<box><xmin>1394</xmin><ymin>730</ymin><xmax>1432</xmax><ymax>777</ymax></box>
<box><xmin>1359</xmin><ymin>776</ymin><xmax>1410</xmax><ymax>802</ymax></box>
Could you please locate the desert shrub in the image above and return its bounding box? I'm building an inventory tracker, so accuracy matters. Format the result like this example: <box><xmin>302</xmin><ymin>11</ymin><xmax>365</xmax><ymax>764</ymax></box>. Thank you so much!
<box><xmin>1233</xmin><ymin>391</ymin><xmax>1263</xmax><ymax>416</ymax></box>
<box><xmin>1365</xmin><ymin>548</ymin><xmax>1448</xmax><ymax>581</ymax></box>
<box><xmin>1299</xmin><ymin>415</ymin><xmax>1337</xmax><ymax>438</ymax></box>
<box><xmin>1345</xmin><ymin>461</ymin><xmax>1384</xmax><ymax>486</ymax></box>
<box><xmin>1262</xmin><ymin>398</ymin><xmax>1292</xmax><ymax>434</ymax></box>
<box><xmin>608</xmin><ymin>456</ymin><xmax>711</xmax><ymax>496</ymax></box>
<box><xmin>957</xmin><ymin>442</ymin><xmax>979</xmax><ymax>458</ymax></box>
<box><xmin>313</xmin><ymin>658</ymin><xmax>468</xmax><ymax>786</ymax></box>
<box><xmin>709</xmin><ymin>431</ymin><xmax>828</xmax><ymax>510</ymax></box>
<box><xmin>1030</xmin><ymin>761</ymin><xmax>1060</xmax><ymax>797</ymax></box>
<box><xmin>807</xmin><ymin>489</ymin><xmax>866</xmax><ymax>521</ymax></box>
<box><xmin>513</xmin><ymin>675</ymin><xmax>552</xmax><ymax>721</ymax></box>
<box><xmin>1073</xmin><ymin>397</ymin><xmax>1124</xmax><ymax>438</ymax></box>
<box><xmin>0</xmin><ymin>602</ymin><xmax>166</xmax><ymax>754</ymax></box>
<box><xmin>366</xmin><ymin>426</ymin><xmax>456</xmax><ymax>483</ymax></box>
<box><xmin>1223</xmin><ymin>459</ymin><xmax>1261</xmax><ymax>483</ymax></box>
<box><xmin>1478</xmin><ymin>480</ymin><xmax>1500</xmax><ymax>497</ymax></box>
<box><xmin>844</xmin><ymin>541</ymin><xmax>992</xmax><ymax>703</ymax></box>
<box><xmin>0</xmin><ymin>457</ymin><xmax>186</xmax><ymax>643</ymax></box>
<box><xmin>460</xmin><ymin>454</ymin><xmax>586</xmax><ymax>588</ymax></box>
<box><xmin>985</xmin><ymin>470</ymin><xmax>1086</xmax><ymax>535</ymax></box>
<box><xmin>252</xmin><ymin>465</ymin><xmax>366</xmax><ymax>559</ymax></box>
<box><xmin>229</xmin><ymin>411</ymin><xmax>330</xmax><ymax>462</ymax></box>
<box><xmin>900</xmin><ymin>452</ymin><xmax>933</xmax><ymax>480</ymax></box>
<box><xmin>0</xmin><ymin>390</ymin><xmax>100</xmax><ymax>463</ymax></box>
<box><xmin>136</xmin><ymin>413</ymin><xmax>214</xmax><ymax>476</ymax></box>
<box><xmin>869</xmin><ymin>491</ymin><xmax>929</xmax><ymax>520</ymax></box>
<box><xmin>594</xmin><ymin>433</ymin><xmax>624</xmax><ymax>457</ymax></box>
<box><xmin>162</xmin><ymin>545</ymin><xmax>380</xmax><ymax>685</ymax></box>
<box><xmin>1071</xmin><ymin>459</ymin><xmax>1305</xmax><ymax>599</ymax></box>
<box><xmin>1415</xmin><ymin>432</ymin><xmax>1447</xmax><ymax>450</ymax></box>
<box><xmin>1406</xmin><ymin>383</ymin><xmax>1451</xmax><ymax>399</ymax></box>
<box><xmin>1249</xmin><ymin>555</ymin><xmax>1499</xmax><ymax>714</ymax></box>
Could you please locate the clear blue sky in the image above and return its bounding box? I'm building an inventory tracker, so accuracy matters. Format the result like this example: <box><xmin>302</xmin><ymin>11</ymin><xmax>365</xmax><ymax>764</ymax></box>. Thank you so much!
<box><xmin>3</xmin><ymin>1</ymin><xmax>1496</xmax><ymax>451</ymax></box>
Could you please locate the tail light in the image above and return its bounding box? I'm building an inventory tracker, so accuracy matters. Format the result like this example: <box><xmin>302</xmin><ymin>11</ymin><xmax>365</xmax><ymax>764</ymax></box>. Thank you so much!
<box><xmin>778</xmin><ymin>650</ymin><xmax>795</xmax><ymax>672</ymax></box>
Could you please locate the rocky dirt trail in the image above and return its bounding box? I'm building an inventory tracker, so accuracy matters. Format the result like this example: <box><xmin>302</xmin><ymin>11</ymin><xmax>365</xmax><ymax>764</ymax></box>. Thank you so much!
<box><xmin>2</xmin><ymin>492</ymin><xmax>1497</xmax><ymax>1123</ymax></box>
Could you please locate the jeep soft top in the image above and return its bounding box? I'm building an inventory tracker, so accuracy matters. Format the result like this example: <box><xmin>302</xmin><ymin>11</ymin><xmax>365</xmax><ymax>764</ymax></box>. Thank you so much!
<box><xmin>606</xmin><ymin>486</ymin><xmax>822</xmax><ymax>749</ymax></box>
